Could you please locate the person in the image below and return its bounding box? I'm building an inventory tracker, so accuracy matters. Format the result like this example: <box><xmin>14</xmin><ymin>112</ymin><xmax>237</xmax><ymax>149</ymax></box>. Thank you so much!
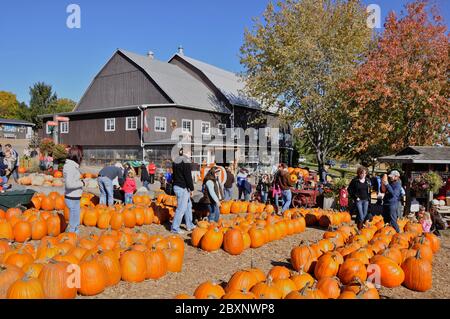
<box><xmin>123</xmin><ymin>163</ymin><xmax>131</xmax><ymax>181</ymax></box>
<box><xmin>201</xmin><ymin>167</ymin><xmax>224</xmax><ymax>223</ymax></box>
<box><xmin>236</xmin><ymin>168</ymin><xmax>249</xmax><ymax>200</ymax></box>
<box><xmin>277</xmin><ymin>163</ymin><xmax>293</xmax><ymax>213</ymax></box>
<box><xmin>320</xmin><ymin>165</ymin><xmax>329</xmax><ymax>184</ymax></box>
<box><xmin>0</xmin><ymin>159</ymin><xmax>11</xmax><ymax>192</ymax></box>
<box><xmin>159</xmin><ymin>173</ymin><xmax>166</xmax><ymax>191</ymax></box>
<box><xmin>271</xmin><ymin>165</ymin><xmax>282</xmax><ymax>209</ymax></box>
<box><xmin>140</xmin><ymin>163</ymin><xmax>151</xmax><ymax>190</ymax></box>
<box><xmin>417</xmin><ymin>206</ymin><xmax>432</xmax><ymax>233</ymax></box>
<box><xmin>4</xmin><ymin>144</ymin><xmax>19</xmax><ymax>183</ymax></box>
<box><xmin>257</xmin><ymin>174</ymin><xmax>271</xmax><ymax>204</ymax></box>
<box><xmin>429</xmin><ymin>199</ymin><xmax>447</xmax><ymax>237</ymax></box>
<box><xmin>97</xmin><ymin>163</ymin><xmax>124</xmax><ymax>206</ymax></box>
<box><xmin>223</xmin><ymin>166</ymin><xmax>235</xmax><ymax>201</ymax></box>
<box><xmin>122</xmin><ymin>170</ymin><xmax>137</xmax><ymax>204</ymax></box>
<box><xmin>348</xmin><ymin>166</ymin><xmax>372</xmax><ymax>229</ymax></box>
<box><xmin>165</xmin><ymin>168</ymin><xmax>173</xmax><ymax>195</ymax></box>
<box><xmin>63</xmin><ymin>146</ymin><xmax>85</xmax><ymax>234</ymax></box>
<box><xmin>148</xmin><ymin>161</ymin><xmax>157</xmax><ymax>184</ymax></box>
<box><xmin>171</xmin><ymin>148</ymin><xmax>195</xmax><ymax>234</ymax></box>
<box><xmin>382</xmin><ymin>170</ymin><xmax>403</xmax><ymax>233</ymax></box>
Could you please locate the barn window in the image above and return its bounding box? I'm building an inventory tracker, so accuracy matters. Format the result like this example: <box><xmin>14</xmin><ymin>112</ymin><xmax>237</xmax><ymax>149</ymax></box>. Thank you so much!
<box><xmin>105</xmin><ymin>118</ymin><xmax>115</xmax><ymax>132</ymax></box>
<box><xmin>155</xmin><ymin>117</ymin><xmax>166</xmax><ymax>132</ymax></box>
<box><xmin>126</xmin><ymin>117</ymin><xmax>137</xmax><ymax>130</ymax></box>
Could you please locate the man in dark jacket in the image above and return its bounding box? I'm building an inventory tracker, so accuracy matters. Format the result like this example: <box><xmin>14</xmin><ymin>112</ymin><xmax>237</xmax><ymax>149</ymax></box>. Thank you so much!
<box><xmin>97</xmin><ymin>163</ymin><xmax>124</xmax><ymax>206</ymax></box>
<box><xmin>223</xmin><ymin>166</ymin><xmax>235</xmax><ymax>200</ymax></box>
<box><xmin>277</xmin><ymin>163</ymin><xmax>293</xmax><ymax>213</ymax></box>
<box><xmin>382</xmin><ymin>170</ymin><xmax>402</xmax><ymax>233</ymax></box>
<box><xmin>171</xmin><ymin>148</ymin><xmax>195</xmax><ymax>234</ymax></box>
<box><xmin>140</xmin><ymin>164</ymin><xmax>151</xmax><ymax>190</ymax></box>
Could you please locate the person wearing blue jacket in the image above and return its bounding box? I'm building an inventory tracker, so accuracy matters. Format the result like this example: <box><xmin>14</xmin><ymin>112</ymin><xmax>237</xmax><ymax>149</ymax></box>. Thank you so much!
<box><xmin>382</xmin><ymin>170</ymin><xmax>402</xmax><ymax>232</ymax></box>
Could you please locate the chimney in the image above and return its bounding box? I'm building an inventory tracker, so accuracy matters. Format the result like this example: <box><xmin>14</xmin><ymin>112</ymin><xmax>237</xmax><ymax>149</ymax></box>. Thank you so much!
<box><xmin>177</xmin><ymin>45</ymin><xmax>184</xmax><ymax>56</ymax></box>
<box><xmin>147</xmin><ymin>51</ymin><xmax>154</xmax><ymax>59</ymax></box>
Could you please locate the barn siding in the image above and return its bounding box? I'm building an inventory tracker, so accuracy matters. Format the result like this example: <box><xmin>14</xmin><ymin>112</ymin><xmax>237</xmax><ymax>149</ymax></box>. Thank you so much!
<box><xmin>76</xmin><ymin>53</ymin><xmax>171</xmax><ymax>112</ymax></box>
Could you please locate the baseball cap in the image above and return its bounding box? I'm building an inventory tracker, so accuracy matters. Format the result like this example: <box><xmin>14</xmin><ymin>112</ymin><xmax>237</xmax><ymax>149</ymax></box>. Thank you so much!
<box><xmin>431</xmin><ymin>199</ymin><xmax>440</xmax><ymax>206</ymax></box>
<box><xmin>388</xmin><ymin>170</ymin><xmax>400</xmax><ymax>177</ymax></box>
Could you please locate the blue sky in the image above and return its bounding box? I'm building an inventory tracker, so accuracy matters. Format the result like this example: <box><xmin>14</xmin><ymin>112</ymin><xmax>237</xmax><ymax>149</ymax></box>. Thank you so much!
<box><xmin>0</xmin><ymin>0</ymin><xmax>448</xmax><ymax>104</ymax></box>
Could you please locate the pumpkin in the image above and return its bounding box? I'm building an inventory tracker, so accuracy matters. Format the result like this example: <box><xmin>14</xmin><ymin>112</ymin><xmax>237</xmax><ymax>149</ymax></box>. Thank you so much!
<box><xmin>290</xmin><ymin>271</ymin><xmax>315</xmax><ymax>290</ymax></box>
<box><xmin>40</xmin><ymin>197</ymin><xmax>55</xmax><ymax>211</ymax></box>
<box><xmin>223</xmin><ymin>228</ymin><xmax>244</xmax><ymax>255</ymax></box>
<box><xmin>225</xmin><ymin>270</ymin><xmax>258</xmax><ymax>293</ymax></box>
<box><xmin>120</xmin><ymin>250</ymin><xmax>147</xmax><ymax>282</ymax></box>
<box><xmin>248</xmin><ymin>227</ymin><xmax>266</xmax><ymax>248</ymax></box>
<box><xmin>39</xmin><ymin>260</ymin><xmax>77</xmax><ymax>299</ymax></box>
<box><xmin>31</xmin><ymin>217</ymin><xmax>48</xmax><ymax>240</ymax></box>
<box><xmin>145</xmin><ymin>248</ymin><xmax>168</xmax><ymax>280</ymax></box>
<box><xmin>317</xmin><ymin>277</ymin><xmax>341</xmax><ymax>299</ymax></box>
<box><xmin>194</xmin><ymin>281</ymin><xmax>225</xmax><ymax>299</ymax></box>
<box><xmin>200</xmin><ymin>228</ymin><xmax>223</xmax><ymax>252</ymax></box>
<box><xmin>401</xmin><ymin>251</ymin><xmax>432</xmax><ymax>292</ymax></box>
<box><xmin>250</xmin><ymin>277</ymin><xmax>283</xmax><ymax>299</ymax></box>
<box><xmin>0</xmin><ymin>220</ymin><xmax>14</xmax><ymax>240</ymax></box>
<box><xmin>53</xmin><ymin>171</ymin><xmax>63</xmax><ymax>178</ymax></box>
<box><xmin>123</xmin><ymin>208</ymin><xmax>137</xmax><ymax>228</ymax></box>
<box><xmin>369</xmin><ymin>255</ymin><xmax>404</xmax><ymax>288</ymax></box>
<box><xmin>46</xmin><ymin>214</ymin><xmax>62</xmax><ymax>237</ymax></box>
<box><xmin>163</xmin><ymin>246</ymin><xmax>183</xmax><ymax>273</ymax></box>
<box><xmin>337</xmin><ymin>258</ymin><xmax>367</xmax><ymax>285</ymax></box>
<box><xmin>4</xmin><ymin>251</ymin><xmax>34</xmax><ymax>269</ymax></box>
<box><xmin>0</xmin><ymin>264</ymin><xmax>25</xmax><ymax>298</ymax></box>
<box><xmin>271</xmin><ymin>278</ymin><xmax>297</xmax><ymax>298</ymax></box>
<box><xmin>267</xmin><ymin>266</ymin><xmax>291</xmax><ymax>280</ymax></box>
<box><xmin>96</xmin><ymin>249</ymin><xmax>121</xmax><ymax>287</ymax></box>
<box><xmin>7</xmin><ymin>275</ymin><xmax>45</xmax><ymax>299</ymax></box>
<box><xmin>78</xmin><ymin>255</ymin><xmax>107</xmax><ymax>296</ymax></box>
<box><xmin>222</xmin><ymin>289</ymin><xmax>256</xmax><ymax>299</ymax></box>
<box><xmin>314</xmin><ymin>252</ymin><xmax>342</xmax><ymax>280</ymax></box>
<box><xmin>285</xmin><ymin>285</ymin><xmax>325</xmax><ymax>299</ymax></box>
<box><xmin>424</xmin><ymin>233</ymin><xmax>440</xmax><ymax>253</ymax></box>
<box><xmin>13</xmin><ymin>221</ymin><xmax>32</xmax><ymax>243</ymax></box>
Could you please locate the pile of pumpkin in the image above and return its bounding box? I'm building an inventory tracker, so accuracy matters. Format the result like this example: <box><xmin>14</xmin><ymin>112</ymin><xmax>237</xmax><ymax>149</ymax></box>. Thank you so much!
<box><xmin>190</xmin><ymin>208</ymin><xmax>306</xmax><ymax>255</ymax></box>
<box><xmin>303</xmin><ymin>208</ymin><xmax>353</xmax><ymax>228</ymax></box>
<box><xmin>18</xmin><ymin>171</ymin><xmax>64</xmax><ymax>188</ymax></box>
<box><xmin>0</xmin><ymin>229</ymin><xmax>184</xmax><ymax>298</ymax></box>
<box><xmin>219</xmin><ymin>201</ymin><xmax>274</xmax><ymax>215</ymax></box>
<box><xmin>288</xmin><ymin>167</ymin><xmax>311</xmax><ymax>184</ymax></box>
<box><xmin>178</xmin><ymin>216</ymin><xmax>440</xmax><ymax>299</ymax></box>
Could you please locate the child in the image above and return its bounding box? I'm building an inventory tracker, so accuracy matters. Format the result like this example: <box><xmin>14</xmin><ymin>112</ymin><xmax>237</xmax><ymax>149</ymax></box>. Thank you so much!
<box><xmin>257</xmin><ymin>174</ymin><xmax>271</xmax><ymax>204</ymax></box>
<box><xmin>417</xmin><ymin>206</ymin><xmax>432</xmax><ymax>233</ymax></box>
<box><xmin>122</xmin><ymin>170</ymin><xmax>137</xmax><ymax>204</ymax></box>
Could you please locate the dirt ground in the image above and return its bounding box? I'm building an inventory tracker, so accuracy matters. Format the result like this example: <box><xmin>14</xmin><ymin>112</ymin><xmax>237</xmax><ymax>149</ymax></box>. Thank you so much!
<box><xmin>75</xmin><ymin>222</ymin><xmax>450</xmax><ymax>299</ymax></box>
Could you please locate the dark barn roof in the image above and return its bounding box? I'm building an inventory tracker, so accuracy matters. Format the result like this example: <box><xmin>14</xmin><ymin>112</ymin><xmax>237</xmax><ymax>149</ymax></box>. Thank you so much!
<box><xmin>0</xmin><ymin>118</ymin><xmax>35</xmax><ymax>126</ymax></box>
<box><xmin>378</xmin><ymin>146</ymin><xmax>450</xmax><ymax>164</ymax></box>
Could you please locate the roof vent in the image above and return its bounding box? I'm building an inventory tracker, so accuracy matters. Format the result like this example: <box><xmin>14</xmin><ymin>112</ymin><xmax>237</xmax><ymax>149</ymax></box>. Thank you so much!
<box><xmin>177</xmin><ymin>45</ymin><xmax>184</xmax><ymax>56</ymax></box>
<box><xmin>147</xmin><ymin>51</ymin><xmax>154</xmax><ymax>59</ymax></box>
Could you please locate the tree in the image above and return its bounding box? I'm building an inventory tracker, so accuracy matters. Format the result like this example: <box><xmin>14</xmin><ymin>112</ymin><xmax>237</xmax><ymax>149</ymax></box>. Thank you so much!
<box><xmin>0</xmin><ymin>91</ymin><xmax>20</xmax><ymax>118</ymax></box>
<box><xmin>240</xmin><ymin>0</ymin><xmax>372</xmax><ymax>180</ymax></box>
<box><xmin>50</xmin><ymin>98</ymin><xmax>77</xmax><ymax>114</ymax></box>
<box><xmin>28</xmin><ymin>82</ymin><xmax>58</xmax><ymax>128</ymax></box>
<box><xmin>340</xmin><ymin>0</ymin><xmax>450</xmax><ymax>160</ymax></box>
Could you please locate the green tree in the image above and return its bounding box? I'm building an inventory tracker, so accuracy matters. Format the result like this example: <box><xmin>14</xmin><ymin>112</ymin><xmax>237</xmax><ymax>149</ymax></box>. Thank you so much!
<box><xmin>240</xmin><ymin>0</ymin><xmax>373</xmax><ymax>179</ymax></box>
<box><xmin>50</xmin><ymin>98</ymin><xmax>77</xmax><ymax>114</ymax></box>
<box><xmin>28</xmin><ymin>82</ymin><xmax>58</xmax><ymax>128</ymax></box>
<box><xmin>0</xmin><ymin>91</ymin><xmax>20</xmax><ymax>118</ymax></box>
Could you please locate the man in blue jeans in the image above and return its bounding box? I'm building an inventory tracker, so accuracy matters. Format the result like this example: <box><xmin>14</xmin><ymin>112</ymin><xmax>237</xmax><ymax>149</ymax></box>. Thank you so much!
<box><xmin>171</xmin><ymin>148</ymin><xmax>195</xmax><ymax>234</ymax></box>
<box><xmin>382</xmin><ymin>170</ymin><xmax>402</xmax><ymax>233</ymax></box>
<box><xmin>97</xmin><ymin>163</ymin><xmax>124</xmax><ymax>206</ymax></box>
<box><xmin>276</xmin><ymin>163</ymin><xmax>293</xmax><ymax>213</ymax></box>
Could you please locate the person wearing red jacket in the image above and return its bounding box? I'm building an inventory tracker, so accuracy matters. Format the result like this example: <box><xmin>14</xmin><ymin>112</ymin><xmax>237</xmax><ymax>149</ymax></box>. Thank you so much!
<box><xmin>122</xmin><ymin>170</ymin><xmax>137</xmax><ymax>204</ymax></box>
<box><xmin>148</xmin><ymin>161</ymin><xmax>157</xmax><ymax>184</ymax></box>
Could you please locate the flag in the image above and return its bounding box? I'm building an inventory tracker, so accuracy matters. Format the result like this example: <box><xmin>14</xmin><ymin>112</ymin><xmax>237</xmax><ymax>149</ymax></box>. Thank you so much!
<box><xmin>143</xmin><ymin>110</ymin><xmax>150</xmax><ymax>132</ymax></box>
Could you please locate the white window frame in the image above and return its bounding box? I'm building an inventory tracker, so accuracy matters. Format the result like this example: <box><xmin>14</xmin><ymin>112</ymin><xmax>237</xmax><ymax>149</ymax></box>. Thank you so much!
<box><xmin>60</xmin><ymin>122</ymin><xmax>69</xmax><ymax>134</ymax></box>
<box><xmin>46</xmin><ymin>123</ymin><xmax>52</xmax><ymax>135</ymax></box>
<box><xmin>234</xmin><ymin>128</ymin><xmax>241</xmax><ymax>139</ymax></box>
<box><xmin>181</xmin><ymin>119</ymin><xmax>192</xmax><ymax>134</ymax></box>
<box><xmin>154</xmin><ymin>116</ymin><xmax>167</xmax><ymax>132</ymax></box>
<box><xmin>217</xmin><ymin>123</ymin><xmax>226</xmax><ymax>136</ymax></box>
<box><xmin>126</xmin><ymin>117</ymin><xmax>138</xmax><ymax>131</ymax></box>
<box><xmin>201</xmin><ymin>121</ymin><xmax>211</xmax><ymax>135</ymax></box>
<box><xmin>105</xmin><ymin>118</ymin><xmax>116</xmax><ymax>132</ymax></box>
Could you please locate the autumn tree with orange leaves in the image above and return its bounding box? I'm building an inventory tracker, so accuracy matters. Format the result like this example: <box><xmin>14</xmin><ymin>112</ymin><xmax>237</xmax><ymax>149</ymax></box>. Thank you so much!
<box><xmin>340</xmin><ymin>0</ymin><xmax>449</xmax><ymax>166</ymax></box>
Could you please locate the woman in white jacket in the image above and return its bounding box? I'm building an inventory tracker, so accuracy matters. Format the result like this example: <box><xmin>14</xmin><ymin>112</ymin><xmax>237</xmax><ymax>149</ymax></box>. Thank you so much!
<box><xmin>63</xmin><ymin>146</ymin><xmax>85</xmax><ymax>234</ymax></box>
